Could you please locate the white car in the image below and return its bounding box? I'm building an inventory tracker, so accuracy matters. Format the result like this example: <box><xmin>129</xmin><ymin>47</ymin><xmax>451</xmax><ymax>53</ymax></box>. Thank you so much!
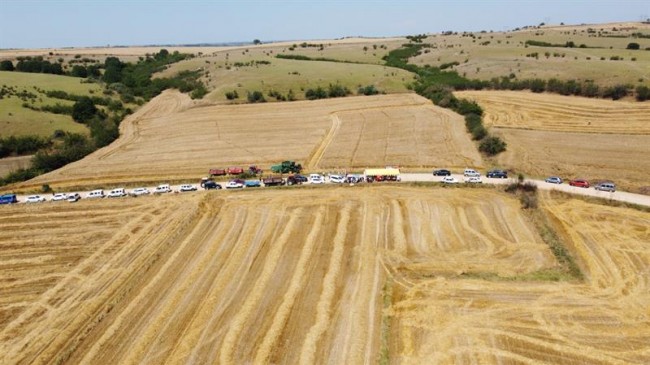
<box><xmin>86</xmin><ymin>189</ymin><xmax>105</xmax><ymax>199</ymax></box>
<box><xmin>309</xmin><ymin>174</ymin><xmax>325</xmax><ymax>184</ymax></box>
<box><xmin>154</xmin><ymin>184</ymin><xmax>172</xmax><ymax>194</ymax></box>
<box><xmin>51</xmin><ymin>193</ymin><xmax>67</xmax><ymax>201</ymax></box>
<box><xmin>67</xmin><ymin>193</ymin><xmax>81</xmax><ymax>202</ymax></box>
<box><xmin>225</xmin><ymin>180</ymin><xmax>245</xmax><ymax>189</ymax></box>
<box><xmin>107</xmin><ymin>188</ymin><xmax>127</xmax><ymax>198</ymax></box>
<box><xmin>179</xmin><ymin>184</ymin><xmax>197</xmax><ymax>192</ymax></box>
<box><xmin>465</xmin><ymin>176</ymin><xmax>483</xmax><ymax>184</ymax></box>
<box><xmin>131</xmin><ymin>187</ymin><xmax>150</xmax><ymax>196</ymax></box>
<box><xmin>25</xmin><ymin>195</ymin><xmax>47</xmax><ymax>203</ymax></box>
<box><xmin>329</xmin><ymin>174</ymin><xmax>345</xmax><ymax>183</ymax></box>
<box><xmin>441</xmin><ymin>176</ymin><xmax>459</xmax><ymax>184</ymax></box>
<box><xmin>463</xmin><ymin>168</ymin><xmax>480</xmax><ymax>177</ymax></box>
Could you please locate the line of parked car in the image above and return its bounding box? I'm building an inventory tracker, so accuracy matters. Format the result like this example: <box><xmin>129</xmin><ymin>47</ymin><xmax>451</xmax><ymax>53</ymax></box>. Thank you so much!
<box><xmin>432</xmin><ymin>168</ymin><xmax>616</xmax><ymax>192</ymax></box>
<box><xmin>434</xmin><ymin>168</ymin><xmax>509</xmax><ymax>184</ymax></box>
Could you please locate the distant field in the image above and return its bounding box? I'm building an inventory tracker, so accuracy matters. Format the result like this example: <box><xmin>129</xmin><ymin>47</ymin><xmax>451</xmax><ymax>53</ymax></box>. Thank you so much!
<box><xmin>0</xmin><ymin>71</ymin><xmax>98</xmax><ymax>137</ymax></box>
<box><xmin>456</xmin><ymin>90</ymin><xmax>650</xmax><ymax>134</ymax></box>
<box><xmin>454</xmin><ymin>90</ymin><xmax>650</xmax><ymax>192</ymax></box>
<box><xmin>411</xmin><ymin>22</ymin><xmax>650</xmax><ymax>86</ymax></box>
<box><xmin>13</xmin><ymin>91</ymin><xmax>484</xmax><ymax>190</ymax></box>
<box><xmin>316</xmin><ymin>104</ymin><xmax>481</xmax><ymax>169</ymax></box>
<box><xmin>157</xmin><ymin>49</ymin><xmax>413</xmax><ymax>103</ymax></box>
<box><xmin>0</xmin><ymin>155</ymin><xmax>31</xmax><ymax>176</ymax></box>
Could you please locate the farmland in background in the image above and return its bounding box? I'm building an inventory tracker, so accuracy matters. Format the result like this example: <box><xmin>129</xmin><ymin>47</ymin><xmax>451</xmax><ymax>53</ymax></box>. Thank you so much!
<box><xmin>12</xmin><ymin>91</ymin><xmax>482</xmax><ymax>191</ymax></box>
<box><xmin>456</xmin><ymin>90</ymin><xmax>650</xmax><ymax>192</ymax></box>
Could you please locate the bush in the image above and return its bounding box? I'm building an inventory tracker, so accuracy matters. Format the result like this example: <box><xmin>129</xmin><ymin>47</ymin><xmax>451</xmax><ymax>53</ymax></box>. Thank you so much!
<box><xmin>627</xmin><ymin>42</ymin><xmax>640</xmax><ymax>50</ymax></box>
<box><xmin>636</xmin><ymin>85</ymin><xmax>650</xmax><ymax>101</ymax></box>
<box><xmin>71</xmin><ymin>97</ymin><xmax>99</xmax><ymax>123</ymax></box>
<box><xmin>455</xmin><ymin>99</ymin><xmax>483</xmax><ymax>116</ymax></box>
<box><xmin>305</xmin><ymin>86</ymin><xmax>328</xmax><ymax>100</ymax></box>
<box><xmin>479</xmin><ymin>136</ymin><xmax>507</xmax><ymax>155</ymax></box>
<box><xmin>471</xmin><ymin>125</ymin><xmax>487</xmax><ymax>140</ymax></box>
<box><xmin>602</xmin><ymin>85</ymin><xmax>628</xmax><ymax>100</ymax></box>
<box><xmin>247</xmin><ymin>90</ymin><xmax>266</xmax><ymax>103</ymax></box>
<box><xmin>327</xmin><ymin>83</ymin><xmax>351</xmax><ymax>98</ymax></box>
<box><xmin>0</xmin><ymin>60</ymin><xmax>14</xmax><ymax>71</ymax></box>
<box><xmin>225</xmin><ymin>90</ymin><xmax>239</xmax><ymax>100</ymax></box>
<box><xmin>358</xmin><ymin>85</ymin><xmax>380</xmax><ymax>95</ymax></box>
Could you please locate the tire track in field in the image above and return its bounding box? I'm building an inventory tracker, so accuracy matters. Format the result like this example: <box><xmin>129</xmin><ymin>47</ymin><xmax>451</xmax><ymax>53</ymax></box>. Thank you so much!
<box><xmin>298</xmin><ymin>205</ymin><xmax>351</xmax><ymax>365</ymax></box>
<box><xmin>253</xmin><ymin>207</ymin><xmax>326</xmax><ymax>364</ymax></box>
<box><xmin>304</xmin><ymin>113</ymin><xmax>341</xmax><ymax>170</ymax></box>
<box><xmin>219</xmin><ymin>209</ymin><xmax>303</xmax><ymax>365</ymax></box>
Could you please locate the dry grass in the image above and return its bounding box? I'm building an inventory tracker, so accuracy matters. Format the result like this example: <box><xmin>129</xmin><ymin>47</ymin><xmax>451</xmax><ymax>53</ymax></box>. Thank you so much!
<box><xmin>389</xmin><ymin>193</ymin><xmax>650</xmax><ymax>364</ymax></box>
<box><xmin>316</xmin><ymin>104</ymin><xmax>482</xmax><ymax>169</ymax></box>
<box><xmin>456</xmin><ymin>90</ymin><xmax>650</xmax><ymax>134</ymax></box>
<box><xmin>0</xmin><ymin>155</ymin><xmax>31</xmax><ymax>176</ymax></box>
<box><xmin>453</xmin><ymin>91</ymin><xmax>650</xmax><ymax>193</ymax></box>
<box><xmin>11</xmin><ymin>90</ymin><xmax>481</xmax><ymax>190</ymax></box>
<box><xmin>0</xmin><ymin>186</ymin><xmax>558</xmax><ymax>365</ymax></box>
<box><xmin>1</xmin><ymin>186</ymin><xmax>648</xmax><ymax>364</ymax></box>
<box><xmin>411</xmin><ymin>22</ymin><xmax>650</xmax><ymax>85</ymax></box>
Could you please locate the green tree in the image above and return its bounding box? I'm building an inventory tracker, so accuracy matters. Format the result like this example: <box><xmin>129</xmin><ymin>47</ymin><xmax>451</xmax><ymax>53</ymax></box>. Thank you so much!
<box><xmin>253</xmin><ymin>39</ymin><xmax>262</xmax><ymax>45</ymax></box>
<box><xmin>0</xmin><ymin>60</ymin><xmax>14</xmax><ymax>71</ymax></box>
<box><xmin>635</xmin><ymin>85</ymin><xmax>650</xmax><ymax>101</ymax></box>
<box><xmin>70</xmin><ymin>65</ymin><xmax>88</xmax><ymax>78</ymax></box>
<box><xmin>626</xmin><ymin>42</ymin><xmax>640</xmax><ymax>50</ymax></box>
<box><xmin>71</xmin><ymin>97</ymin><xmax>98</xmax><ymax>123</ymax></box>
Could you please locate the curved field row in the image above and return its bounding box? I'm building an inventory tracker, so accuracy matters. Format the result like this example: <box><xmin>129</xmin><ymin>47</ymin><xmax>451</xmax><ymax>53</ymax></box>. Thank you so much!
<box><xmin>455</xmin><ymin>90</ymin><xmax>650</xmax><ymax>135</ymax></box>
<box><xmin>12</xmin><ymin>91</ymin><xmax>481</xmax><ymax>191</ymax></box>
<box><xmin>0</xmin><ymin>186</ymin><xmax>556</xmax><ymax>364</ymax></box>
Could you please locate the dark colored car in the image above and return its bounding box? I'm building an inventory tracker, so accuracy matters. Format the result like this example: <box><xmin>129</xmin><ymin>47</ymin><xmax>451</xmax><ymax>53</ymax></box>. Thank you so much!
<box><xmin>292</xmin><ymin>174</ymin><xmax>308</xmax><ymax>183</ymax></box>
<box><xmin>433</xmin><ymin>169</ymin><xmax>451</xmax><ymax>176</ymax></box>
<box><xmin>569</xmin><ymin>179</ymin><xmax>590</xmax><ymax>188</ymax></box>
<box><xmin>487</xmin><ymin>169</ymin><xmax>508</xmax><ymax>178</ymax></box>
<box><xmin>203</xmin><ymin>181</ymin><xmax>222</xmax><ymax>190</ymax></box>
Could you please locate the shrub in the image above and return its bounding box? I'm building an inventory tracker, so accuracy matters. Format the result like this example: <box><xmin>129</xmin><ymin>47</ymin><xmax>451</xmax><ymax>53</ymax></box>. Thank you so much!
<box><xmin>246</xmin><ymin>90</ymin><xmax>266</xmax><ymax>103</ymax></box>
<box><xmin>602</xmin><ymin>85</ymin><xmax>628</xmax><ymax>100</ymax></box>
<box><xmin>636</xmin><ymin>85</ymin><xmax>650</xmax><ymax>101</ymax></box>
<box><xmin>479</xmin><ymin>136</ymin><xmax>507</xmax><ymax>155</ymax></box>
<box><xmin>471</xmin><ymin>125</ymin><xmax>488</xmax><ymax>140</ymax></box>
<box><xmin>358</xmin><ymin>85</ymin><xmax>380</xmax><ymax>95</ymax></box>
<box><xmin>327</xmin><ymin>84</ymin><xmax>351</xmax><ymax>98</ymax></box>
<box><xmin>305</xmin><ymin>86</ymin><xmax>328</xmax><ymax>100</ymax></box>
<box><xmin>225</xmin><ymin>90</ymin><xmax>239</xmax><ymax>100</ymax></box>
<box><xmin>626</xmin><ymin>42</ymin><xmax>640</xmax><ymax>50</ymax></box>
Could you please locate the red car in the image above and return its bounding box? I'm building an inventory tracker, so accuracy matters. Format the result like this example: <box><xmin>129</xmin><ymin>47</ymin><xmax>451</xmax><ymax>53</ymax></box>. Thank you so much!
<box><xmin>569</xmin><ymin>179</ymin><xmax>590</xmax><ymax>188</ymax></box>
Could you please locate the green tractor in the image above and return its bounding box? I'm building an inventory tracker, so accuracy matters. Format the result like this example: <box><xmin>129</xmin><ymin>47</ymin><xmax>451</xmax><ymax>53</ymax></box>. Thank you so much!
<box><xmin>271</xmin><ymin>160</ymin><xmax>302</xmax><ymax>174</ymax></box>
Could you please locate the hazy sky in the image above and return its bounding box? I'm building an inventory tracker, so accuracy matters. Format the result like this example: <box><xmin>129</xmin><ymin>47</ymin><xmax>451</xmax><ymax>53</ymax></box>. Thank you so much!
<box><xmin>1</xmin><ymin>0</ymin><xmax>648</xmax><ymax>49</ymax></box>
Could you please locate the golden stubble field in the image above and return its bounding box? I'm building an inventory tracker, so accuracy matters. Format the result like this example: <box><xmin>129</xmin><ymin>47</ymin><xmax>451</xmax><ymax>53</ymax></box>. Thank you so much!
<box><xmin>456</xmin><ymin>90</ymin><xmax>650</xmax><ymax>193</ymax></box>
<box><xmin>13</xmin><ymin>90</ymin><xmax>482</xmax><ymax>191</ymax></box>
<box><xmin>1</xmin><ymin>186</ymin><xmax>648</xmax><ymax>364</ymax></box>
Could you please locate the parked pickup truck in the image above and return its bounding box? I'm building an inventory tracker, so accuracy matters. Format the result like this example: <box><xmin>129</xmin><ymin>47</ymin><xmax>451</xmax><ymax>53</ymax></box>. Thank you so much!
<box><xmin>262</xmin><ymin>176</ymin><xmax>285</xmax><ymax>187</ymax></box>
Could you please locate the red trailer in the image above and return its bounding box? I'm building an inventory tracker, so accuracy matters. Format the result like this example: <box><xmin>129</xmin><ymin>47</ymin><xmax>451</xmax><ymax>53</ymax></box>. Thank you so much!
<box><xmin>209</xmin><ymin>169</ymin><xmax>226</xmax><ymax>176</ymax></box>
<box><xmin>227</xmin><ymin>166</ymin><xmax>244</xmax><ymax>175</ymax></box>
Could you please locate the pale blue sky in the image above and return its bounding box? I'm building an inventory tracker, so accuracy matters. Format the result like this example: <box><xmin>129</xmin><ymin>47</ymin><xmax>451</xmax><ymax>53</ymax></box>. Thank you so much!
<box><xmin>1</xmin><ymin>0</ymin><xmax>648</xmax><ymax>49</ymax></box>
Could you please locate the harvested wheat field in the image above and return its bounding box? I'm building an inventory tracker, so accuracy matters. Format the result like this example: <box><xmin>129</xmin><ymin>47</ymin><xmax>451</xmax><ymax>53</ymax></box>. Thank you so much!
<box><xmin>315</xmin><ymin>104</ymin><xmax>481</xmax><ymax>169</ymax></box>
<box><xmin>1</xmin><ymin>186</ymin><xmax>566</xmax><ymax>364</ymax></box>
<box><xmin>390</xmin><ymin>191</ymin><xmax>650</xmax><ymax>364</ymax></box>
<box><xmin>454</xmin><ymin>91</ymin><xmax>650</xmax><ymax>192</ymax></box>
<box><xmin>14</xmin><ymin>90</ymin><xmax>481</xmax><ymax>191</ymax></box>
<box><xmin>455</xmin><ymin>90</ymin><xmax>650</xmax><ymax>134</ymax></box>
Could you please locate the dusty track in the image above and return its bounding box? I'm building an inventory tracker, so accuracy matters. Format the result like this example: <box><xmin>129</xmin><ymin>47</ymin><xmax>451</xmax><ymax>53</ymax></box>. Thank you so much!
<box><xmin>12</xmin><ymin>91</ymin><xmax>482</xmax><ymax>190</ymax></box>
<box><xmin>1</xmin><ymin>186</ymin><xmax>576</xmax><ymax>364</ymax></box>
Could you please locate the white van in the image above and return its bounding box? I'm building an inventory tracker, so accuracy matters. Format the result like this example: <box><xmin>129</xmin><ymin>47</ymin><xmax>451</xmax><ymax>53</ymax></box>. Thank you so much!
<box><xmin>463</xmin><ymin>168</ymin><xmax>480</xmax><ymax>177</ymax></box>
<box><xmin>108</xmin><ymin>188</ymin><xmax>127</xmax><ymax>198</ymax></box>
<box><xmin>154</xmin><ymin>184</ymin><xmax>172</xmax><ymax>194</ymax></box>
<box><xmin>86</xmin><ymin>189</ymin><xmax>105</xmax><ymax>199</ymax></box>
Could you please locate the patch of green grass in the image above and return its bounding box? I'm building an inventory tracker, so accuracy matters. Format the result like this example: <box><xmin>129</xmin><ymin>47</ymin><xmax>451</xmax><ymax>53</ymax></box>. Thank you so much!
<box><xmin>0</xmin><ymin>71</ymin><xmax>100</xmax><ymax>137</ymax></box>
